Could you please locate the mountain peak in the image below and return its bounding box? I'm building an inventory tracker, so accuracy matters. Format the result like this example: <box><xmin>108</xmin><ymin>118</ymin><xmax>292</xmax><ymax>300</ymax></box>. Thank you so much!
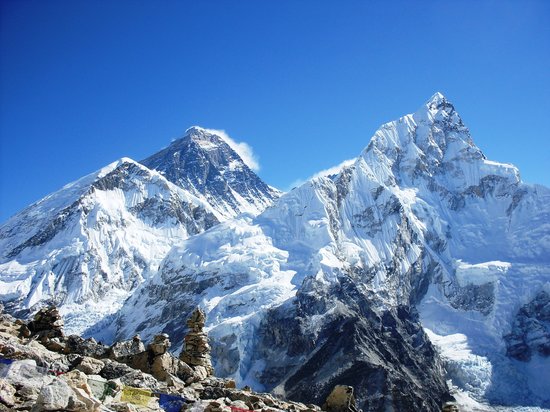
<box><xmin>140</xmin><ymin>126</ymin><xmax>279</xmax><ymax>218</ymax></box>
<box><xmin>409</xmin><ymin>93</ymin><xmax>465</xmax><ymax>138</ymax></box>
<box><xmin>184</xmin><ymin>125</ymin><xmax>213</xmax><ymax>139</ymax></box>
<box><xmin>426</xmin><ymin>91</ymin><xmax>447</xmax><ymax>105</ymax></box>
<box><xmin>185</xmin><ymin>125</ymin><xmax>206</xmax><ymax>134</ymax></box>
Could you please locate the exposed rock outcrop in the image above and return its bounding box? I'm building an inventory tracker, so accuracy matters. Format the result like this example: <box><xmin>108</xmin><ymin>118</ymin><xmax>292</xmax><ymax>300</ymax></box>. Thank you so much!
<box><xmin>504</xmin><ymin>291</ymin><xmax>550</xmax><ymax>361</ymax></box>
<box><xmin>0</xmin><ymin>309</ymin><xmax>324</xmax><ymax>411</ymax></box>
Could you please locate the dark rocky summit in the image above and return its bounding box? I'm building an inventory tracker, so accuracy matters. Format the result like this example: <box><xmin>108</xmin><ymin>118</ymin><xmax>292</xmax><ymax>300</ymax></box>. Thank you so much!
<box><xmin>141</xmin><ymin>126</ymin><xmax>279</xmax><ymax>218</ymax></box>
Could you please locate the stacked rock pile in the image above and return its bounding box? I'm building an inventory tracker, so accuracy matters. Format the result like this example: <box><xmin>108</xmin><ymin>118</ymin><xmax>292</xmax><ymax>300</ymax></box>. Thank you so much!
<box><xmin>179</xmin><ymin>308</ymin><xmax>214</xmax><ymax>377</ymax></box>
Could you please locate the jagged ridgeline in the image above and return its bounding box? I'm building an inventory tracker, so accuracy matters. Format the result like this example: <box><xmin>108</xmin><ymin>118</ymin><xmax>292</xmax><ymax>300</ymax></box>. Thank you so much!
<box><xmin>1</xmin><ymin>94</ymin><xmax>550</xmax><ymax>411</ymax></box>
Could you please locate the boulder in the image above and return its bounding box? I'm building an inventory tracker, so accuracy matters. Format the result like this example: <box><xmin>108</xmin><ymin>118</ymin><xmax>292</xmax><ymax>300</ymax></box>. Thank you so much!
<box><xmin>33</xmin><ymin>378</ymin><xmax>75</xmax><ymax>411</ymax></box>
<box><xmin>61</xmin><ymin>370</ymin><xmax>92</xmax><ymax>395</ymax></box>
<box><xmin>99</xmin><ymin>359</ymin><xmax>135</xmax><ymax>380</ymax></box>
<box><xmin>148</xmin><ymin>333</ymin><xmax>171</xmax><ymax>355</ymax></box>
<box><xmin>60</xmin><ymin>370</ymin><xmax>101</xmax><ymax>411</ymax></box>
<box><xmin>75</xmin><ymin>356</ymin><xmax>105</xmax><ymax>375</ymax></box>
<box><xmin>0</xmin><ymin>378</ymin><xmax>16</xmax><ymax>407</ymax></box>
<box><xmin>109</xmin><ymin>335</ymin><xmax>145</xmax><ymax>361</ymax></box>
<box><xmin>323</xmin><ymin>385</ymin><xmax>358</xmax><ymax>412</ymax></box>
<box><xmin>1</xmin><ymin>359</ymin><xmax>53</xmax><ymax>392</ymax></box>
<box><xmin>45</xmin><ymin>337</ymin><xmax>66</xmax><ymax>353</ymax></box>
<box><xmin>150</xmin><ymin>353</ymin><xmax>179</xmax><ymax>381</ymax></box>
<box><xmin>119</xmin><ymin>370</ymin><xmax>161</xmax><ymax>391</ymax></box>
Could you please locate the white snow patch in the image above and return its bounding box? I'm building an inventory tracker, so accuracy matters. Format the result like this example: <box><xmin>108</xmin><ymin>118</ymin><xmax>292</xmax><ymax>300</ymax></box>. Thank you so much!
<box><xmin>455</xmin><ymin>260</ymin><xmax>511</xmax><ymax>287</ymax></box>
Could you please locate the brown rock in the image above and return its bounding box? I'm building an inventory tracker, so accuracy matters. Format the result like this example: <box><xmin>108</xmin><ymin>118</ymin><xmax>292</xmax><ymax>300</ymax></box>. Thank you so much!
<box><xmin>148</xmin><ymin>333</ymin><xmax>171</xmax><ymax>355</ymax></box>
<box><xmin>224</xmin><ymin>379</ymin><xmax>236</xmax><ymax>389</ymax></box>
<box><xmin>126</xmin><ymin>351</ymin><xmax>150</xmax><ymax>374</ymax></box>
<box><xmin>179</xmin><ymin>308</ymin><xmax>213</xmax><ymax>376</ymax></box>
<box><xmin>323</xmin><ymin>385</ymin><xmax>358</xmax><ymax>412</ymax></box>
<box><xmin>45</xmin><ymin>337</ymin><xmax>66</xmax><ymax>352</ymax></box>
<box><xmin>150</xmin><ymin>353</ymin><xmax>179</xmax><ymax>381</ymax></box>
<box><xmin>75</xmin><ymin>357</ymin><xmax>105</xmax><ymax>375</ymax></box>
<box><xmin>0</xmin><ymin>378</ymin><xmax>16</xmax><ymax>407</ymax></box>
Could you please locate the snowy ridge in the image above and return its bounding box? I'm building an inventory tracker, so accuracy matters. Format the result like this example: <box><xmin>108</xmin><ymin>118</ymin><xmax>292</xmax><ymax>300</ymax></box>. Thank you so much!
<box><xmin>0</xmin><ymin>158</ymin><xmax>127</xmax><ymax>255</ymax></box>
<box><xmin>0</xmin><ymin>125</ymin><xmax>281</xmax><ymax>335</ymax></box>
<box><xmin>0</xmin><ymin>158</ymin><xmax>221</xmax><ymax>333</ymax></box>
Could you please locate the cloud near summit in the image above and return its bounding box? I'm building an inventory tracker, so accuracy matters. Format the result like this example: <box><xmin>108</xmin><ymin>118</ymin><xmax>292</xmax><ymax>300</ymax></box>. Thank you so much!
<box><xmin>285</xmin><ymin>158</ymin><xmax>356</xmax><ymax>192</ymax></box>
<box><xmin>204</xmin><ymin>128</ymin><xmax>260</xmax><ymax>172</ymax></box>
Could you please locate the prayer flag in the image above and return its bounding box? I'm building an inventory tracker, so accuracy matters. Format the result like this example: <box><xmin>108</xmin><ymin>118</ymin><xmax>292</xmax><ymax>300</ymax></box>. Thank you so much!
<box><xmin>121</xmin><ymin>386</ymin><xmax>152</xmax><ymax>406</ymax></box>
<box><xmin>159</xmin><ymin>393</ymin><xmax>187</xmax><ymax>412</ymax></box>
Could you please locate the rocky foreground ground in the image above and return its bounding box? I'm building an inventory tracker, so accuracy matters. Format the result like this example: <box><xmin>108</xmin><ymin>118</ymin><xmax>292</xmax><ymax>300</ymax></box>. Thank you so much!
<box><xmin>0</xmin><ymin>306</ymin><xmax>362</xmax><ymax>412</ymax></box>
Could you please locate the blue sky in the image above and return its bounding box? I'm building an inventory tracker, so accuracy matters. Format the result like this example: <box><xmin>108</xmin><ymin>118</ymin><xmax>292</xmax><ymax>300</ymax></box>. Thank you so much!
<box><xmin>1</xmin><ymin>0</ymin><xmax>549</xmax><ymax>223</ymax></box>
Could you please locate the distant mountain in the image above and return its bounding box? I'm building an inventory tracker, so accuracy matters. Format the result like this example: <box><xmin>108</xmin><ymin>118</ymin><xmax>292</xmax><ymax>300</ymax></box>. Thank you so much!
<box><xmin>141</xmin><ymin>126</ymin><xmax>280</xmax><ymax>218</ymax></box>
<box><xmin>99</xmin><ymin>94</ymin><xmax>550</xmax><ymax>411</ymax></box>
<box><xmin>0</xmin><ymin>129</ymin><xmax>279</xmax><ymax>334</ymax></box>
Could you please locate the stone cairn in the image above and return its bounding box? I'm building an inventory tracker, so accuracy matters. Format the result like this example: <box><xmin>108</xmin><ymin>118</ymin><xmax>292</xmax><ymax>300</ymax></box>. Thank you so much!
<box><xmin>26</xmin><ymin>305</ymin><xmax>64</xmax><ymax>339</ymax></box>
<box><xmin>179</xmin><ymin>308</ymin><xmax>214</xmax><ymax>376</ymax></box>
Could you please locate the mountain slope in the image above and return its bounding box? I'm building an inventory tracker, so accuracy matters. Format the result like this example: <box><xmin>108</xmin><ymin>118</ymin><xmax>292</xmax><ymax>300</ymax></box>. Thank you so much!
<box><xmin>0</xmin><ymin>127</ymin><xmax>281</xmax><ymax>336</ymax></box>
<box><xmin>0</xmin><ymin>159</ymin><xmax>220</xmax><ymax>334</ymax></box>
<box><xmin>98</xmin><ymin>93</ymin><xmax>550</xmax><ymax>410</ymax></box>
<box><xmin>141</xmin><ymin>126</ymin><xmax>280</xmax><ymax>218</ymax></box>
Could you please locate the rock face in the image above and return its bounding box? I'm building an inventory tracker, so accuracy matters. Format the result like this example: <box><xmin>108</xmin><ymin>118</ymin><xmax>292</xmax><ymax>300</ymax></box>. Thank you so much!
<box><xmin>504</xmin><ymin>291</ymin><xmax>550</xmax><ymax>361</ymax></box>
<box><xmin>180</xmin><ymin>308</ymin><xmax>214</xmax><ymax>376</ymax></box>
<box><xmin>257</xmin><ymin>294</ymin><xmax>448</xmax><ymax>411</ymax></box>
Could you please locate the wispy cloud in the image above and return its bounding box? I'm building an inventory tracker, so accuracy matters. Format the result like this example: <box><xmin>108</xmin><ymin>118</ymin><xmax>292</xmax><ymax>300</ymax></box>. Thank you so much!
<box><xmin>284</xmin><ymin>158</ymin><xmax>356</xmax><ymax>192</ymax></box>
<box><xmin>204</xmin><ymin>128</ymin><xmax>260</xmax><ymax>172</ymax></box>
<box><xmin>311</xmin><ymin>158</ymin><xmax>356</xmax><ymax>179</ymax></box>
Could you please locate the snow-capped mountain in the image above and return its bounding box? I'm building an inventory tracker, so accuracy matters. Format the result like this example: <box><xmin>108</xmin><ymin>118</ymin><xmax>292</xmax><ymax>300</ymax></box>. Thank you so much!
<box><xmin>0</xmin><ymin>129</ymin><xmax>279</xmax><ymax>335</ymax></box>
<box><xmin>141</xmin><ymin>126</ymin><xmax>280</xmax><ymax>218</ymax></box>
<box><xmin>0</xmin><ymin>159</ymin><xmax>220</xmax><ymax>333</ymax></box>
<box><xmin>96</xmin><ymin>93</ymin><xmax>550</xmax><ymax>411</ymax></box>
